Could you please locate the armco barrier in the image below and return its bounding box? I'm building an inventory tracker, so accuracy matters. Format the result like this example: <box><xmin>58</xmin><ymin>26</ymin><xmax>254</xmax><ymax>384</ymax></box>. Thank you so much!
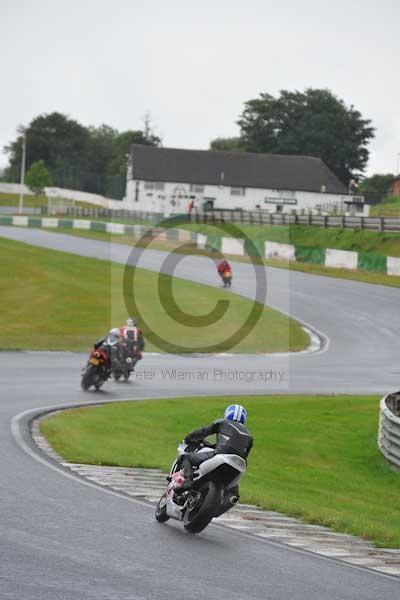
<box><xmin>188</xmin><ymin>210</ymin><xmax>400</xmax><ymax>233</ymax></box>
<box><xmin>378</xmin><ymin>393</ymin><xmax>400</xmax><ymax>469</ymax></box>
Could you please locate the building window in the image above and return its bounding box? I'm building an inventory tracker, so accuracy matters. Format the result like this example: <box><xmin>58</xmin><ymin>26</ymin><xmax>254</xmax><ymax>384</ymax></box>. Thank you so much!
<box><xmin>190</xmin><ymin>184</ymin><xmax>204</xmax><ymax>194</ymax></box>
<box><xmin>230</xmin><ymin>187</ymin><xmax>246</xmax><ymax>196</ymax></box>
<box><xmin>144</xmin><ymin>181</ymin><xmax>165</xmax><ymax>191</ymax></box>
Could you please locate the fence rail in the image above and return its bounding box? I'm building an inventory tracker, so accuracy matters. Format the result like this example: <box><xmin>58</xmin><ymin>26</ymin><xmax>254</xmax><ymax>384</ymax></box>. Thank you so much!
<box><xmin>378</xmin><ymin>393</ymin><xmax>400</xmax><ymax>469</ymax></box>
<box><xmin>188</xmin><ymin>210</ymin><xmax>400</xmax><ymax>232</ymax></box>
<box><xmin>4</xmin><ymin>204</ymin><xmax>400</xmax><ymax>231</ymax></box>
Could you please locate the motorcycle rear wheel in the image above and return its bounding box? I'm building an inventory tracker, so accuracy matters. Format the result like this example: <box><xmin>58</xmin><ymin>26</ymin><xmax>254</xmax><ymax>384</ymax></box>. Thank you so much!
<box><xmin>183</xmin><ymin>481</ymin><xmax>220</xmax><ymax>534</ymax></box>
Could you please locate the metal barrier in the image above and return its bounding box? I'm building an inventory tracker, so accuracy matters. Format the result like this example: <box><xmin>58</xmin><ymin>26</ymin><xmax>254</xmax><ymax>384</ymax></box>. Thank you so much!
<box><xmin>27</xmin><ymin>206</ymin><xmax>400</xmax><ymax>232</ymax></box>
<box><xmin>188</xmin><ymin>210</ymin><xmax>400</xmax><ymax>232</ymax></box>
<box><xmin>378</xmin><ymin>392</ymin><xmax>400</xmax><ymax>469</ymax></box>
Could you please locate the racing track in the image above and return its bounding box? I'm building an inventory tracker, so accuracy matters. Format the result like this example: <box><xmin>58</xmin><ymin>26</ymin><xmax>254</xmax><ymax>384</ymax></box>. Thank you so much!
<box><xmin>1</xmin><ymin>226</ymin><xmax>400</xmax><ymax>599</ymax></box>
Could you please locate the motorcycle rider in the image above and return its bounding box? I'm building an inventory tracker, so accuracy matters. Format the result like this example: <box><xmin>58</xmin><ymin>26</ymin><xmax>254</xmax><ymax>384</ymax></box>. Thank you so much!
<box><xmin>174</xmin><ymin>404</ymin><xmax>253</xmax><ymax>498</ymax></box>
<box><xmin>217</xmin><ymin>257</ymin><xmax>231</xmax><ymax>278</ymax></box>
<box><xmin>119</xmin><ymin>317</ymin><xmax>145</xmax><ymax>361</ymax></box>
<box><xmin>94</xmin><ymin>319</ymin><xmax>144</xmax><ymax>356</ymax></box>
<box><xmin>93</xmin><ymin>327</ymin><xmax>120</xmax><ymax>350</ymax></box>
<box><xmin>91</xmin><ymin>328</ymin><xmax>121</xmax><ymax>376</ymax></box>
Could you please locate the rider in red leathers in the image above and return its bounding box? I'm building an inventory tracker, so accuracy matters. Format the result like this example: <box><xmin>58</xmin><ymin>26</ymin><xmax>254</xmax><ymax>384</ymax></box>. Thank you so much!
<box><xmin>217</xmin><ymin>258</ymin><xmax>232</xmax><ymax>287</ymax></box>
<box><xmin>119</xmin><ymin>318</ymin><xmax>145</xmax><ymax>361</ymax></box>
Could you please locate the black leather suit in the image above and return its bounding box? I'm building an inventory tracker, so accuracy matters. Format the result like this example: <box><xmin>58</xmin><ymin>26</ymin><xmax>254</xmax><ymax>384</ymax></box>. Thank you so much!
<box><xmin>179</xmin><ymin>419</ymin><xmax>253</xmax><ymax>490</ymax></box>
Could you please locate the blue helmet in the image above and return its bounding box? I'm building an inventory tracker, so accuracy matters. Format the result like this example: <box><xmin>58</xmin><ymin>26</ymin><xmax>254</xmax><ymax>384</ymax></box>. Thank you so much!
<box><xmin>224</xmin><ymin>404</ymin><xmax>247</xmax><ymax>425</ymax></box>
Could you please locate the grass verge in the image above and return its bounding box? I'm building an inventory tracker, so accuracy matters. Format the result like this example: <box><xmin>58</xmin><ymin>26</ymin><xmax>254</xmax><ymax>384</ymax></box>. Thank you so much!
<box><xmin>0</xmin><ymin>237</ymin><xmax>307</xmax><ymax>352</ymax></box>
<box><xmin>39</xmin><ymin>394</ymin><xmax>400</xmax><ymax>548</ymax></box>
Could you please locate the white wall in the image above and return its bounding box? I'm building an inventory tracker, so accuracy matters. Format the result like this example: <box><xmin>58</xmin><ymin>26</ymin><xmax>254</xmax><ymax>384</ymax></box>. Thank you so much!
<box><xmin>45</xmin><ymin>187</ymin><xmax>127</xmax><ymax>210</ymax></box>
<box><xmin>125</xmin><ymin>178</ymin><xmax>353</xmax><ymax>215</ymax></box>
<box><xmin>0</xmin><ymin>183</ymin><xmax>33</xmax><ymax>195</ymax></box>
<box><xmin>0</xmin><ymin>182</ymin><xmax>129</xmax><ymax>210</ymax></box>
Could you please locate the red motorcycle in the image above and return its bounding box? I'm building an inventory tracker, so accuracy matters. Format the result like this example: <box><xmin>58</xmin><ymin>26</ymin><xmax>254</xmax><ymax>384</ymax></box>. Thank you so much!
<box><xmin>81</xmin><ymin>331</ymin><xmax>120</xmax><ymax>391</ymax></box>
<box><xmin>220</xmin><ymin>269</ymin><xmax>232</xmax><ymax>288</ymax></box>
<box><xmin>81</xmin><ymin>346</ymin><xmax>110</xmax><ymax>391</ymax></box>
<box><xmin>217</xmin><ymin>260</ymin><xmax>232</xmax><ymax>288</ymax></box>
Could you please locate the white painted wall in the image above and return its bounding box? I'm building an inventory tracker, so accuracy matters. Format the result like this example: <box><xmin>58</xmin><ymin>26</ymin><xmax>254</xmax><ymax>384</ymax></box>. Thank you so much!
<box><xmin>73</xmin><ymin>219</ymin><xmax>91</xmax><ymax>230</ymax></box>
<box><xmin>325</xmin><ymin>249</ymin><xmax>358</xmax><ymax>270</ymax></box>
<box><xmin>265</xmin><ymin>241</ymin><xmax>296</xmax><ymax>261</ymax></box>
<box><xmin>0</xmin><ymin>182</ymin><xmax>128</xmax><ymax>210</ymax></box>
<box><xmin>45</xmin><ymin>187</ymin><xmax>126</xmax><ymax>210</ymax></box>
<box><xmin>0</xmin><ymin>183</ymin><xmax>33</xmax><ymax>195</ymax></box>
<box><xmin>126</xmin><ymin>178</ymin><xmax>354</xmax><ymax>215</ymax></box>
<box><xmin>221</xmin><ymin>237</ymin><xmax>245</xmax><ymax>256</ymax></box>
<box><xmin>387</xmin><ymin>257</ymin><xmax>400</xmax><ymax>276</ymax></box>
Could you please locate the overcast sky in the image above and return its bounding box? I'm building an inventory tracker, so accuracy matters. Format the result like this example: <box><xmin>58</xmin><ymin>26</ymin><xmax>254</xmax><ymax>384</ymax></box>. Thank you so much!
<box><xmin>1</xmin><ymin>0</ymin><xmax>399</xmax><ymax>176</ymax></box>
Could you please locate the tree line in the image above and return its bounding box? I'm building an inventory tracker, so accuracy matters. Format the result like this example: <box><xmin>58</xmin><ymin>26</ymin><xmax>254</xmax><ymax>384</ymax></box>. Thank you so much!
<box><xmin>3</xmin><ymin>112</ymin><xmax>160</xmax><ymax>199</ymax></box>
<box><xmin>3</xmin><ymin>89</ymin><xmax>397</xmax><ymax>200</ymax></box>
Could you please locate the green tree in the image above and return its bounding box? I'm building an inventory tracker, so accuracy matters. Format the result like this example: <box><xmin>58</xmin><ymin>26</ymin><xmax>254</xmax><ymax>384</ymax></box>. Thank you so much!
<box><xmin>87</xmin><ymin>124</ymin><xmax>118</xmax><ymax>175</ymax></box>
<box><xmin>4</xmin><ymin>112</ymin><xmax>90</xmax><ymax>181</ymax></box>
<box><xmin>358</xmin><ymin>173</ymin><xmax>395</xmax><ymax>199</ymax></box>
<box><xmin>3</xmin><ymin>112</ymin><xmax>161</xmax><ymax>197</ymax></box>
<box><xmin>209</xmin><ymin>137</ymin><xmax>244</xmax><ymax>152</ymax></box>
<box><xmin>236</xmin><ymin>89</ymin><xmax>375</xmax><ymax>185</ymax></box>
<box><xmin>25</xmin><ymin>160</ymin><xmax>53</xmax><ymax>195</ymax></box>
<box><xmin>108</xmin><ymin>130</ymin><xmax>161</xmax><ymax>178</ymax></box>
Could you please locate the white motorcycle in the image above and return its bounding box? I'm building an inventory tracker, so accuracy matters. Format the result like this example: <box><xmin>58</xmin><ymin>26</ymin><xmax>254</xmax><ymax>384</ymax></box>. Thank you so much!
<box><xmin>155</xmin><ymin>442</ymin><xmax>247</xmax><ymax>533</ymax></box>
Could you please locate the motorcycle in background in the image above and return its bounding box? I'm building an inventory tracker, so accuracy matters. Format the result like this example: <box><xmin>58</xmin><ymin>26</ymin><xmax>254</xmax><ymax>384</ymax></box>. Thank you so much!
<box><xmin>155</xmin><ymin>442</ymin><xmax>245</xmax><ymax>533</ymax></box>
<box><xmin>119</xmin><ymin>330</ymin><xmax>141</xmax><ymax>382</ymax></box>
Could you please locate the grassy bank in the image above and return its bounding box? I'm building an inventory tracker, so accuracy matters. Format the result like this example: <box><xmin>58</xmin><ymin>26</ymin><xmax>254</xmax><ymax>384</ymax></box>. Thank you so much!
<box><xmin>5</xmin><ymin>210</ymin><xmax>400</xmax><ymax>256</ymax></box>
<box><xmin>181</xmin><ymin>222</ymin><xmax>400</xmax><ymax>257</ymax></box>
<box><xmin>36</xmin><ymin>226</ymin><xmax>400</xmax><ymax>289</ymax></box>
<box><xmin>0</xmin><ymin>237</ymin><xmax>307</xmax><ymax>352</ymax></box>
<box><xmin>39</xmin><ymin>394</ymin><xmax>400</xmax><ymax>548</ymax></box>
<box><xmin>370</xmin><ymin>196</ymin><xmax>400</xmax><ymax>217</ymax></box>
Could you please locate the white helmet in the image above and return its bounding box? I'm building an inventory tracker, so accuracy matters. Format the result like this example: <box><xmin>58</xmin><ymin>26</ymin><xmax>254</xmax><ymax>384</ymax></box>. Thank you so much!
<box><xmin>126</xmin><ymin>318</ymin><xmax>136</xmax><ymax>327</ymax></box>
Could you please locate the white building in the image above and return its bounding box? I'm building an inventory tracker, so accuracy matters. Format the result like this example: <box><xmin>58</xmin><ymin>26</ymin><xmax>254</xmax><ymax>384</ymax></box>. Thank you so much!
<box><xmin>125</xmin><ymin>145</ymin><xmax>366</xmax><ymax>215</ymax></box>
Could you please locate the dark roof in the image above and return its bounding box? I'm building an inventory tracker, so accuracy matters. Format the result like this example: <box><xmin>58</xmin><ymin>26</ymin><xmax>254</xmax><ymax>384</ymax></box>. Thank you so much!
<box><xmin>130</xmin><ymin>145</ymin><xmax>347</xmax><ymax>195</ymax></box>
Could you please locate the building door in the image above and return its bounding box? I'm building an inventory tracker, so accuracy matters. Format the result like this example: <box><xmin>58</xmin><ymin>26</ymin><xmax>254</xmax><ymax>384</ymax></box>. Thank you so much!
<box><xmin>203</xmin><ymin>199</ymin><xmax>215</xmax><ymax>211</ymax></box>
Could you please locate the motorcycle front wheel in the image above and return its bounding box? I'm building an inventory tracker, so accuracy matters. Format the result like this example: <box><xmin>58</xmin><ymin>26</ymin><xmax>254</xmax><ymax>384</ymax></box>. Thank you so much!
<box><xmin>81</xmin><ymin>364</ymin><xmax>97</xmax><ymax>391</ymax></box>
<box><xmin>155</xmin><ymin>495</ymin><xmax>169</xmax><ymax>523</ymax></box>
<box><xmin>183</xmin><ymin>480</ymin><xmax>220</xmax><ymax>534</ymax></box>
